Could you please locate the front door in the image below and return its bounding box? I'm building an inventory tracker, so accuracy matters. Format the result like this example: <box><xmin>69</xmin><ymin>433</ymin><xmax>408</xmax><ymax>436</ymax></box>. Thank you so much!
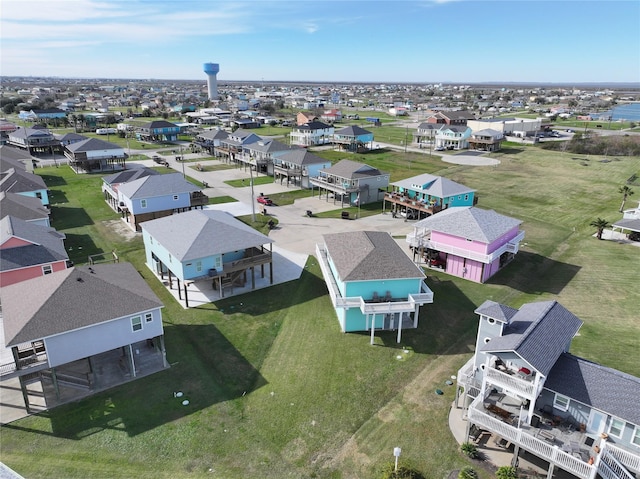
<box><xmin>586</xmin><ymin>409</ymin><xmax>606</xmax><ymax>435</ymax></box>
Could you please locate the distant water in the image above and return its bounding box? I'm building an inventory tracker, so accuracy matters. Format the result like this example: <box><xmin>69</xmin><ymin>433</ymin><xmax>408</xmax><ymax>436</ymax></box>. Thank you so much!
<box><xmin>591</xmin><ymin>103</ymin><xmax>640</xmax><ymax>121</ymax></box>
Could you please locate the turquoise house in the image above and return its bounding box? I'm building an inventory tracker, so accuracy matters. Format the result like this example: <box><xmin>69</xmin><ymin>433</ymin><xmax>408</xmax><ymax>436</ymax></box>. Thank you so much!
<box><xmin>316</xmin><ymin>231</ymin><xmax>433</xmax><ymax>344</ymax></box>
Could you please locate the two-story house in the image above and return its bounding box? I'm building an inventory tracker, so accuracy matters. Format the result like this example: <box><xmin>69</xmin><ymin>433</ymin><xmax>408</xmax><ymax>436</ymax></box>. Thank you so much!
<box><xmin>101</xmin><ymin>167</ymin><xmax>159</xmax><ymax>213</ymax></box>
<box><xmin>6</xmin><ymin>127</ymin><xmax>60</xmax><ymax>156</ymax></box>
<box><xmin>193</xmin><ymin>128</ymin><xmax>229</xmax><ymax>156</ymax></box>
<box><xmin>136</xmin><ymin>120</ymin><xmax>180</xmax><ymax>142</ymax></box>
<box><xmin>141</xmin><ymin>209</ymin><xmax>274</xmax><ymax>306</ymax></box>
<box><xmin>456</xmin><ymin>300</ymin><xmax>640</xmax><ymax>479</ymax></box>
<box><xmin>273</xmin><ymin>149</ymin><xmax>331</xmax><ymax>189</ymax></box>
<box><xmin>385</xmin><ymin>173</ymin><xmax>476</xmax><ymax>220</ymax></box>
<box><xmin>64</xmin><ymin>137</ymin><xmax>127</xmax><ymax>173</ymax></box>
<box><xmin>310</xmin><ymin>159</ymin><xmax>389</xmax><ymax>207</ymax></box>
<box><xmin>242</xmin><ymin>138</ymin><xmax>295</xmax><ymax>175</ymax></box>
<box><xmin>316</xmin><ymin>231</ymin><xmax>434</xmax><ymax>344</ymax></box>
<box><xmin>406</xmin><ymin>207</ymin><xmax>524</xmax><ymax>283</ymax></box>
<box><xmin>0</xmin><ymin>263</ymin><xmax>168</xmax><ymax>412</ymax></box>
<box><xmin>434</xmin><ymin>125</ymin><xmax>472</xmax><ymax>150</ymax></box>
<box><xmin>332</xmin><ymin>125</ymin><xmax>374</xmax><ymax>152</ymax></box>
<box><xmin>289</xmin><ymin>121</ymin><xmax>334</xmax><ymax>147</ymax></box>
<box><xmin>116</xmin><ymin>172</ymin><xmax>208</xmax><ymax>231</ymax></box>
<box><xmin>217</xmin><ymin>130</ymin><xmax>262</xmax><ymax>165</ymax></box>
<box><xmin>468</xmin><ymin>129</ymin><xmax>505</xmax><ymax>152</ymax></box>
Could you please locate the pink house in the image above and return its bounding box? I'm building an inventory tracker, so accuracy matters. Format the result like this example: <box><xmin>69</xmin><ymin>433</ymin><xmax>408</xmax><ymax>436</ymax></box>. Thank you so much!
<box><xmin>406</xmin><ymin>207</ymin><xmax>525</xmax><ymax>283</ymax></box>
<box><xmin>0</xmin><ymin>215</ymin><xmax>69</xmax><ymax>287</ymax></box>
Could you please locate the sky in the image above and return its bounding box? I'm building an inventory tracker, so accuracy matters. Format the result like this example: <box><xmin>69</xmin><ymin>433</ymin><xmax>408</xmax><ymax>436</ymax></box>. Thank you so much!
<box><xmin>1</xmin><ymin>0</ymin><xmax>639</xmax><ymax>84</ymax></box>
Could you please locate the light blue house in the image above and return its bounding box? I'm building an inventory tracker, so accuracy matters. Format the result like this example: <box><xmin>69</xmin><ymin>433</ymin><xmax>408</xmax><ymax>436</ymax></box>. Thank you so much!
<box><xmin>136</xmin><ymin>120</ymin><xmax>180</xmax><ymax>142</ymax></box>
<box><xmin>273</xmin><ymin>149</ymin><xmax>331</xmax><ymax>189</ymax></box>
<box><xmin>385</xmin><ymin>173</ymin><xmax>476</xmax><ymax>220</ymax></box>
<box><xmin>333</xmin><ymin>125</ymin><xmax>374</xmax><ymax>152</ymax></box>
<box><xmin>0</xmin><ymin>167</ymin><xmax>50</xmax><ymax>207</ymax></box>
<box><xmin>316</xmin><ymin>231</ymin><xmax>434</xmax><ymax>344</ymax></box>
<box><xmin>141</xmin><ymin>209</ymin><xmax>274</xmax><ymax>306</ymax></box>
<box><xmin>116</xmin><ymin>172</ymin><xmax>207</xmax><ymax>231</ymax></box>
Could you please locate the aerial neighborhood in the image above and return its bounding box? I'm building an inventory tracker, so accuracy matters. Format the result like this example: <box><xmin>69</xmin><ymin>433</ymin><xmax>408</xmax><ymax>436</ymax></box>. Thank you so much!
<box><xmin>0</xmin><ymin>73</ymin><xmax>639</xmax><ymax>479</ymax></box>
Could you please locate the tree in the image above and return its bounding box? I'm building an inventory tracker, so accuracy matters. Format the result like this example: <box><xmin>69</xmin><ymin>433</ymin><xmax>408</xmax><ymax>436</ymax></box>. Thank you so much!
<box><xmin>590</xmin><ymin>217</ymin><xmax>610</xmax><ymax>240</ymax></box>
<box><xmin>618</xmin><ymin>185</ymin><xmax>634</xmax><ymax>212</ymax></box>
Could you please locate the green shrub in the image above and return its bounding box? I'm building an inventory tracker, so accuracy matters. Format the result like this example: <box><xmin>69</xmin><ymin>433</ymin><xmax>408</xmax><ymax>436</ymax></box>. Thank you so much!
<box><xmin>458</xmin><ymin>466</ymin><xmax>477</xmax><ymax>479</ymax></box>
<box><xmin>496</xmin><ymin>466</ymin><xmax>518</xmax><ymax>479</ymax></box>
<box><xmin>380</xmin><ymin>462</ymin><xmax>426</xmax><ymax>479</ymax></box>
<box><xmin>460</xmin><ymin>442</ymin><xmax>479</xmax><ymax>459</ymax></box>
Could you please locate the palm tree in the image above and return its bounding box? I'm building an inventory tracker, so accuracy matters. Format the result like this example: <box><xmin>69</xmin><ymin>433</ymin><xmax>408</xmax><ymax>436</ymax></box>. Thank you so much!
<box><xmin>590</xmin><ymin>217</ymin><xmax>610</xmax><ymax>240</ymax></box>
<box><xmin>618</xmin><ymin>185</ymin><xmax>634</xmax><ymax>212</ymax></box>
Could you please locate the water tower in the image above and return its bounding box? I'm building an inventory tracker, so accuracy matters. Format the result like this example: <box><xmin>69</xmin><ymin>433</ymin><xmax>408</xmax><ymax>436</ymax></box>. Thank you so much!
<box><xmin>203</xmin><ymin>62</ymin><xmax>220</xmax><ymax>100</ymax></box>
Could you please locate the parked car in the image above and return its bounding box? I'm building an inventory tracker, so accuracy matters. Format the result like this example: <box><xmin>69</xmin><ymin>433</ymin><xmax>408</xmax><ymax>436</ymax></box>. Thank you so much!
<box><xmin>435</xmin><ymin>146</ymin><xmax>445</xmax><ymax>151</ymax></box>
<box><xmin>257</xmin><ymin>196</ymin><xmax>273</xmax><ymax>206</ymax></box>
<box><xmin>429</xmin><ymin>257</ymin><xmax>446</xmax><ymax>268</ymax></box>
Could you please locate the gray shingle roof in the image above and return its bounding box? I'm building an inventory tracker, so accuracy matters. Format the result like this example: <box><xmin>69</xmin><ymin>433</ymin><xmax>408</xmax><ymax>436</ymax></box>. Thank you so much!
<box><xmin>612</xmin><ymin>217</ymin><xmax>640</xmax><ymax>233</ymax></box>
<box><xmin>197</xmin><ymin>129</ymin><xmax>229</xmax><ymax>141</ymax></box>
<box><xmin>140</xmin><ymin>209</ymin><xmax>273</xmax><ymax>262</ymax></box>
<box><xmin>320</xmin><ymin>159</ymin><xmax>385</xmax><ymax>179</ymax></box>
<box><xmin>295</xmin><ymin>121</ymin><xmax>332</xmax><ymax>131</ymax></box>
<box><xmin>323</xmin><ymin>231</ymin><xmax>425</xmax><ymax>282</ymax></box>
<box><xmin>1</xmin><ymin>145</ymin><xmax>33</xmax><ymax>165</ymax></box>
<box><xmin>140</xmin><ymin>120</ymin><xmax>179</xmax><ymax>129</ymax></box>
<box><xmin>545</xmin><ymin>353</ymin><xmax>640</xmax><ymax>426</ymax></box>
<box><xmin>334</xmin><ymin>125</ymin><xmax>372</xmax><ymax>136</ymax></box>
<box><xmin>392</xmin><ymin>173</ymin><xmax>475</xmax><ymax>199</ymax></box>
<box><xmin>0</xmin><ymin>216</ymin><xmax>67</xmax><ymax>271</ymax></box>
<box><xmin>480</xmin><ymin>301</ymin><xmax>583</xmax><ymax>376</ymax></box>
<box><xmin>0</xmin><ymin>168</ymin><xmax>47</xmax><ymax>193</ymax></box>
<box><xmin>117</xmin><ymin>173</ymin><xmax>199</xmax><ymax>199</ymax></box>
<box><xmin>0</xmin><ymin>191</ymin><xmax>49</xmax><ymax>222</ymax></box>
<box><xmin>1</xmin><ymin>263</ymin><xmax>163</xmax><ymax>346</ymax></box>
<box><xmin>277</xmin><ymin>149</ymin><xmax>328</xmax><ymax>166</ymax></box>
<box><xmin>244</xmin><ymin>138</ymin><xmax>294</xmax><ymax>154</ymax></box>
<box><xmin>65</xmin><ymin>137</ymin><xmax>123</xmax><ymax>153</ymax></box>
<box><xmin>102</xmin><ymin>167</ymin><xmax>158</xmax><ymax>186</ymax></box>
<box><xmin>413</xmin><ymin>207</ymin><xmax>520</xmax><ymax>243</ymax></box>
<box><xmin>474</xmin><ymin>299</ymin><xmax>518</xmax><ymax>323</ymax></box>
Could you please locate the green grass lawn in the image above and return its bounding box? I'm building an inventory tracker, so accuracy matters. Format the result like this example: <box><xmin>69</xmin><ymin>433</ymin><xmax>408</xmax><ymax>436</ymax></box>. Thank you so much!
<box><xmin>2</xmin><ymin>143</ymin><xmax>640</xmax><ymax>478</ymax></box>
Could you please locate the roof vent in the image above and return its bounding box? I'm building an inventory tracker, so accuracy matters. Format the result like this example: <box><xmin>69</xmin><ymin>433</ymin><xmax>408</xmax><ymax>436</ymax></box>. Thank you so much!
<box><xmin>76</xmin><ymin>277</ymin><xmax>84</xmax><ymax>282</ymax></box>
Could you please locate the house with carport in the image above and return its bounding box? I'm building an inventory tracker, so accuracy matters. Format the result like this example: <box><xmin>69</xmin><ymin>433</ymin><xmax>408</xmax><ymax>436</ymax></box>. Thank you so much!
<box><xmin>64</xmin><ymin>137</ymin><xmax>127</xmax><ymax>173</ymax></box>
<box><xmin>332</xmin><ymin>125</ymin><xmax>374</xmax><ymax>152</ymax></box>
<box><xmin>141</xmin><ymin>210</ymin><xmax>274</xmax><ymax>306</ymax></box>
<box><xmin>273</xmin><ymin>149</ymin><xmax>331</xmax><ymax>189</ymax></box>
<box><xmin>0</xmin><ymin>263</ymin><xmax>168</xmax><ymax>412</ymax></box>
<box><xmin>136</xmin><ymin>120</ymin><xmax>180</xmax><ymax>142</ymax></box>
<box><xmin>316</xmin><ymin>231</ymin><xmax>434</xmax><ymax>344</ymax></box>
<box><xmin>406</xmin><ymin>207</ymin><xmax>524</xmax><ymax>283</ymax></box>
<box><xmin>384</xmin><ymin>173</ymin><xmax>476</xmax><ymax>220</ymax></box>
<box><xmin>310</xmin><ymin>159</ymin><xmax>389</xmax><ymax>207</ymax></box>
<box><xmin>101</xmin><ymin>167</ymin><xmax>159</xmax><ymax>213</ymax></box>
<box><xmin>116</xmin><ymin>172</ymin><xmax>208</xmax><ymax>231</ymax></box>
<box><xmin>242</xmin><ymin>138</ymin><xmax>295</xmax><ymax>175</ymax></box>
<box><xmin>456</xmin><ymin>299</ymin><xmax>640</xmax><ymax>479</ymax></box>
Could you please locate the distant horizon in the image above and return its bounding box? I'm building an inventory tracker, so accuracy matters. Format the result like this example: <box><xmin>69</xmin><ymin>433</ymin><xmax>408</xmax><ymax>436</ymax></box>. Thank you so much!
<box><xmin>2</xmin><ymin>0</ymin><xmax>639</xmax><ymax>84</ymax></box>
<box><xmin>2</xmin><ymin>75</ymin><xmax>639</xmax><ymax>90</ymax></box>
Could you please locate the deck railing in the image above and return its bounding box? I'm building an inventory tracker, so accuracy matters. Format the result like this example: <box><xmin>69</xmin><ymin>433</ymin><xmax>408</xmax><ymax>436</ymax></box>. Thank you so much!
<box><xmin>485</xmin><ymin>367</ymin><xmax>536</xmax><ymax>398</ymax></box>
<box><xmin>605</xmin><ymin>443</ymin><xmax>640</xmax><ymax>475</ymax></box>
<box><xmin>468</xmin><ymin>399</ymin><xmax>594</xmax><ymax>479</ymax></box>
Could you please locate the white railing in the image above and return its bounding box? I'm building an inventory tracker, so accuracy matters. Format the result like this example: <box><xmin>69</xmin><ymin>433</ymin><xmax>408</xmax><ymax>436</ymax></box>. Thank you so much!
<box><xmin>485</xmin><ymin>367</ymin><xmax>536</xmax><ymax>398</ymax></box>
<box><xmin>605</xmin><ymin>443</ymin><xmax>640</xmax><ymax>474</ymax></box>
<box><xmin>406</xmin><ymin>230</ymin><xmax>525</xmax><ymax>264</ymax></box>
<box><xmin>468</xmin><ymin>400</ymin><xmax>594</xmax><ymax>479</ymax></box>
<box><xmin>599</xmin><ymin>450</ymin><xmax>635</xmax><ymax>479</ymax></box>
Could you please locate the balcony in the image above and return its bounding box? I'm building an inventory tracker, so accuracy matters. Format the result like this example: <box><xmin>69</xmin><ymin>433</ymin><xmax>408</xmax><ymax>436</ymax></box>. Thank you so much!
<box><xmin>190</xmin><ymin>191</ymin><xmax>209</xmax><ymax>207</ymax></box>
<box><xmin>485</xmin><ymin>365</ymin><xmax>537</xmax><ymax>399</ymax></box>
<box><xmin>384</xmin><ymin>192</ymin><xmax>442</xmax><ymax>216</ymax></box>
<box><xmin>406</xmin><ymin>229</ymin><xmax>525</xmax><ymax>264</ymax></box>
<box><xmin>468</xmin><ymin>394</ymin><xmax>639</xmax><ymax>479</ymax></box>
<box><xmin>309</xmin><ymin>177</ymin><xmax>360</xmax><ymax>194</ymax></box>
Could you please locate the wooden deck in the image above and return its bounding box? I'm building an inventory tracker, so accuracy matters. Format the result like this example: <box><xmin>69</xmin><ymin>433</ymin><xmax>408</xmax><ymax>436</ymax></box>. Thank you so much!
<box><xmin>383</xmin><ymin>192</ymin><xmax>442</xmax><ymax>217</ymax></box>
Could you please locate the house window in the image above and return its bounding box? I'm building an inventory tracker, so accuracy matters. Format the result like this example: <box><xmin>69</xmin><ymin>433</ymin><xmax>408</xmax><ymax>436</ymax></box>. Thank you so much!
<box><xmin>215</xmin><ymin>256</ymin><xmax>222</xmax><ymax>268</ymax></box>
<box><xmin>173</xmin><ymin>195</ymin><xmax>179</xmax><ymax>201</ymax></box>
<box><xmin>608</xmin><ymin>418</ymin><xmax>624</xmax><ymax>438</ymax></box>
<box><xmin>141</xmin><ymin>199</ymin><xmax>147</xmax><ymax>208</ymax></box>
<box><xmin>36</xmin><ymin>192</ymin><xmax>43</xmax><ymax>199</ymax></box>
<box><xmin>42</xmin><ymin>264</ymin><xmax>53</xmax><ymax>275</ymax></box>
<box><xmin>553</xmin><ymin>393</ymin><xmax>570</xmax><ymax>412</ymax></box>
<box><xmin>487</xmin><ymin>317</ymin><xmax>495</xmax><ymax>324</ymax></box>
<box><xmin>464</xmin><ymin>194</ymin><xmax>469</xmax><ymax>201</ymax></box>
<box><xmin>632</xmin><ymin>427</ymin><xmax>640</xmax><ymax>447</ymax></box>
<box><xmin>131</xmin><ymin>316</ymin><xmax>142</xmax><ymax>332</ymax></box>
<box><xmin>196</xmin><ymin>261</ymin><xmax>202</xmax><ymax>272</ymax></box>
<box><xmin>145</xmin><ymin>312</ymin><xmax>153</xmax><ymax>323</ymax></box>
<box><xmin>483</xmin><ymin>337</ymin><xmax>491</xmax><ymax>344</ymax></box>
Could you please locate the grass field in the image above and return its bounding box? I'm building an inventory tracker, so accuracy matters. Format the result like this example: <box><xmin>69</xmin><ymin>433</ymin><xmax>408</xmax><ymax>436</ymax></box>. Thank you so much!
<box><xmin>1</xmin><ymin>144</ymin><xmax>639</xmax><ymax>479</ymax></box>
